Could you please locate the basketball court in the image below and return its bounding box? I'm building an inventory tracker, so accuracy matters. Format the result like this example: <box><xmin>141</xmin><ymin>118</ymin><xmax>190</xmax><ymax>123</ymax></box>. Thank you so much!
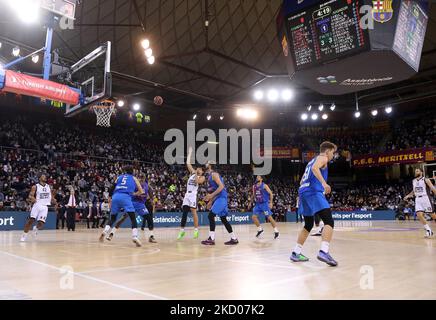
<box><xmin>0</xmin><ymin>221</ymin><xmax>434</xmax><ymax>300</ymax></box>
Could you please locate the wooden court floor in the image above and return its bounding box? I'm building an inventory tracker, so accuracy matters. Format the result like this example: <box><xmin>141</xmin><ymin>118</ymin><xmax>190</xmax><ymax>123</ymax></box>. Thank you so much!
<box><xmin>0</xmin><ymin>221</ymin><xmax>435</xmax><ymax>300</ymax></box>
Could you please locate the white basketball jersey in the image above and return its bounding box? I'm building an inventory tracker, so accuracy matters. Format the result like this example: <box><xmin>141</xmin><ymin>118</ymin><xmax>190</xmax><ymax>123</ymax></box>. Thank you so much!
<box><xmin>413</xmin><ymin>178</ymin><xmax>428</xmax><ymax>197</ymax></box>
<box><xmin>185</xmin><ymin>174</ymin><xmax>198</xmax><ymax>194</ymax></box>
<box><xmin>35</xmin><ymin>183</ymin><xmax>52</xmax><ymax>206</ymax></box>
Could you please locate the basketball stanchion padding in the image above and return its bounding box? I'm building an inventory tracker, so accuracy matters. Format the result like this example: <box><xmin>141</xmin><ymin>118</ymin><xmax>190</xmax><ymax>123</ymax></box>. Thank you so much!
<box><xmin>92</xmin><ymin>100</ymin><xmax>116</xmax><ymax>127</ymax></box>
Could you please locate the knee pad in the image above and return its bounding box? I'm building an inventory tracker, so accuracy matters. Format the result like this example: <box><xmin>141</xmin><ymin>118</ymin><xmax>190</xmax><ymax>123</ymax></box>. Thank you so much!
<box><xmin>304</xmin><ymin>216</ymin><xmax>314</xmax><ymax>232</ymax></box>
<box><xmin>318</xmin><ymin>209</ymin><xmax>334</xmax><ymax>229</ymax></box>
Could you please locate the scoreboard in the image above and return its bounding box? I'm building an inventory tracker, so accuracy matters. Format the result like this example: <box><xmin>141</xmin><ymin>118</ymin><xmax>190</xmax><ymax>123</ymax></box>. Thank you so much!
<box><xmin>277</xmin><ymin>0</ymin><xmax>429</xmax><ymax>95</ymax></box>
<box><xmin>287</xmin><ymin>0</ymin><xmax>369</xmax><ymax>71</ymax></box>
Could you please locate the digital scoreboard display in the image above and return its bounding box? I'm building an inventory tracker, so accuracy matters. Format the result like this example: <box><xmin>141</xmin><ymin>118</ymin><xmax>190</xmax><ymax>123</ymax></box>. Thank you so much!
<box><xmin>393</xmin><ymin>1</ymin><xmax>428</xmax><ymax>72</ymax></box>
<box><xmin>286</xmin><ymin>0</ymin><xmax>369</xmax><ymax>71</ymax></box>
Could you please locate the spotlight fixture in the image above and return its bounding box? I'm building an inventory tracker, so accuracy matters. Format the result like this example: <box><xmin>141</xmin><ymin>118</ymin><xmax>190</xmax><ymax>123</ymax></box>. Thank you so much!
<box><xmin>117</xmin><ymin>100</ymin><xmax>125</xmax><ymax>107</ymax></box>
<box><xmin>220</xmin><ymin>115</ymin><xmax>224</xmax><ymax>120</ymax></box>
<box><xmin>141</xmin><ymin>39</ymin><xmax>150</xmax><ymax>49</ymax></box>
<box><xmin>133</xmin><ymin>103</ymin><xmax>141</xmax><ymax>111</ymax></box>
<box><xmin>31</xmin><ymin>54</ymin><xmax>39</xmax><ymax>63</ymax></box>
<box><xmin>354</xmin><ymin>111</ymin><xmax>361</xmax><ymax>118</ymax></box>
<box><xmin>281</xmin><ymin>89</ymin><xmax>294</xmax><ymax>101</ymax></box>
<box><xmin>307</xmin><ymin>105</ymin><xmax>312</xmax><ymax>111</ymax></box>
<box><xmin>371</xmin><ymin>109</ymin><xmax>378</xmax><ymax>117</ymax></box>
<box><xmin>267</xmin><ymin>89</ymin><xmax>279</xmax><ymax>102</ymax></box>
<box><xmin>311</xmin><ymin>113</ymin><xmax>318</xmax><ymax>121</ymax></box>
<box><xmin>254</xmin><ymin>90</ymin><xmax>263</xmax><ymax>101</ymax></box>
<box><xmin>385</xmin><ymin>106</ymin><xmax>393</xmax><ymax>114</ymax></box>
<box><xmin>145</xmin><ymin>48</ymin><xmax>153</xmax><ymax>58</ymax></box>
<box><xmin>236</xmin><ymin>108</ymin><xmax>258</xmax><ymax>120</ymax></box>
<box><xmin>330</xmin><ymin>103</ymin><xmax>336</xmax><ymax>111</ymax></box>
<box><xmin>301</xmin><ymin>113</ymin><xmax>308</xmax><ymax>121</ymax></box>
<box><xmin>193</xmin><ymin>114</ymin><xmax>197</xmax><ymax>120</ymax></box>
<box><xmin>322</xmin><ymin>113</ymin><xmax>328</xmax><ymax>120</ymax></box>
<box><xmin>147</xmin><ymin>56</ymin><xmax>155</xmax><ymax>65</ymax></box>
<box><xmin>206</xmin><ymin>114</ymin><xmax>212</xmax><ymax>121</ymax></box>
<box><xmin>318</xmin><ymin>104</ymin><xmax>324</xmax><ymax>111</ymax></box>
<box><xmin>12</xmin><ymin>47</ymin><xmax>20</xmax><ymax>57</ymax></box>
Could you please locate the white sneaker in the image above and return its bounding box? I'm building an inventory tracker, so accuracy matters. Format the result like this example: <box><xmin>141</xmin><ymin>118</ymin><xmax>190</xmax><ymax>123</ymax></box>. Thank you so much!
<box><xmin>132</xmin><ymin>237</ymin><xmax>142</xmax><ymax>247</ymax></box>
<box><xmin>425</xmin><ymin>230</ymin><xmax>434</xmax><ymax>238</ymax></box>
<box><xmin>20</xmin><ymin>234</ymin><xmax>27</xmax><ymax>242</ymax></box>
<box><xmin>33</xmin><ymin>228</ymin><xmax>38</xmax><ymax>238</ymax></box>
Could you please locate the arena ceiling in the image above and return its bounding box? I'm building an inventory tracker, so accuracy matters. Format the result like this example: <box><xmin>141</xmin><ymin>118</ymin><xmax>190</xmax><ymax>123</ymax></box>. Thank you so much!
<box><xmin>0</xmin><ymin>0</ymin><xmax>436</xmax><ymax>114</ymax></box>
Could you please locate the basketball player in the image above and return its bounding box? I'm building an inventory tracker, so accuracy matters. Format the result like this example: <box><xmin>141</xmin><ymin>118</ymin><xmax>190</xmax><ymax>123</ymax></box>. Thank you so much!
<box><xmin>250</xmin><ymin>175</ymin><xmax>279</xmax><ymax>239</ymax></box>
<box><xmin>177</xmin><ymin>147</ymin><xmax>205</xmax><ymax>240</ymax></box>
<box><xmin>404</xmin><ymin>168</ymin><xmax>436</xmax><ymax>238</ymax></box>
<box><xmin>290</xmin><ymin>141</ymin><xmax>338</xmax><ymax>266</ymax></box>
<box><xmin>201</xmin><ymin>162</ymin><xmax>238</xmax><ymax>245</ymax></box>
<box><xmin>107</xmin><ymin>173</ymin><xmax>157</xmax><ymax>243</ymax></box>
<box><xmin>20</xmin><ymin>174</ymin><xmax>57</xmax><ymax>242</ymax></box>
<box><xmin>99</xmin><ymin>166</ymin><xmax>144</xmax><ymax>247</ymax></box>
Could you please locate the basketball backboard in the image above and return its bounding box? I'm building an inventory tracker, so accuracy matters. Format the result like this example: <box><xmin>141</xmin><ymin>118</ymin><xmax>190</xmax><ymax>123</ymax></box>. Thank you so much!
<box><xmin>40</xmin><ymin>0</ymin><xmax>77</xmax><ymax>20</ymax></box>
<box><xmin>60</xmin><ymin>41</ymin><xmax>112</xmax><ymax>117</ymax></box>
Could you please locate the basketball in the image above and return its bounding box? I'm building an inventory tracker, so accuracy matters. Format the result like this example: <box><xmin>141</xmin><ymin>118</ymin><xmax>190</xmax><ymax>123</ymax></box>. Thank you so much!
<box><xmin>154</xmin><ymin>96</ymin><xmax>164</xmax><ymax>106</ymax></box>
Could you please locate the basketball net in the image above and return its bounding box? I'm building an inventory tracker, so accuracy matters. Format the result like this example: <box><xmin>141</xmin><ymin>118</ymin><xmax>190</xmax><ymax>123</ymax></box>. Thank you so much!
<box><xmin>92</xmin><ymin>100</ymin><xmax>115</xmax><ymax>127</ymax></box>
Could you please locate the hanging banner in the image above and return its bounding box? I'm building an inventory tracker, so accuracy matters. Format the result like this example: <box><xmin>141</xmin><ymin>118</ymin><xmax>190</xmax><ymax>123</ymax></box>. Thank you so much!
<box><xmin>352</xmin><ymin>148</ymin><xmax>435</xmax><ymax>167</ymax></box>
<box><xmin>259</xmin><ymin>147</ymin><xmax>300</xmax><ymax>159</ymax></box>
<box><xmin>1</xmin><ymin>70</ymin><xmax>80</xmax><ymax>105</ymax></box>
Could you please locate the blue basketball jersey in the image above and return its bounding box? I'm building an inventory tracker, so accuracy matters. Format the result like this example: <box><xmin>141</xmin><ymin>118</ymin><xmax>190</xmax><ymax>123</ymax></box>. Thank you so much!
<box><xmin>132</xmin><ymin>181</ymin><xmax>148</xmax><ymax>204</ymax></box>
<box><xmin>299</xmin><ymin>156</ymin><xmax>328</xmax><ymax>194</ymax></box>
<box><xmin>114</xmin><ymin>174</ymin><xmax>136</xmax><ymax>195</ymax></box>
<box><xmin>207</xmin><ymin>172</ymin><xmax>228</xmax><ymax>198</ymax></box>
<box><xmin>253</xmin><ymin>182</ymin><xmax>270</xmax><ymax>204</ymax></box>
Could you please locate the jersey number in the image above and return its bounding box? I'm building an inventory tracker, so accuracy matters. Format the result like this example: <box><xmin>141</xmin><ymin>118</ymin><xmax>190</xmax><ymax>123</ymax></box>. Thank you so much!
<box><xmin>121</xmin><ymin>177</ymin><xmax>128</xmax><ymax>185</ymax></box>
<box><xmin>301</xmin><ymin>165</ymin><xmax>311</xmax><ymax>183</ymax></box>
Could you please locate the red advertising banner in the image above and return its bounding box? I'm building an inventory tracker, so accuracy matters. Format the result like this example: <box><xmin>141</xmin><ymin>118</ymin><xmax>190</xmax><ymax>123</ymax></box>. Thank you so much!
<box><xmin>2</xmin><ymin>70</ymin><xmax>80</xmax><ymax>105</ymax></box>
<box><xmin>352</xmin><ymin>148</ymin><xmax>435</xmax><ymax>167</ymax></box>
<box><xmin>259</xmin><ymin>147</ymin><xmax>300</xmax><ymax>159</ymax></box>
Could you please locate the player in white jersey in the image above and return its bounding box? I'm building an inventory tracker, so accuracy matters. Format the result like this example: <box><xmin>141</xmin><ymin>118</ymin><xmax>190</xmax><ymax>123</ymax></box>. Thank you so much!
<box><xmin>20</xmin><ymin>174</ymin><xmax>57</xmax><ymax>242</ymax></box>
<box><xmin>404</xmin><ymin>168</ymin><xmax>436</xmax><ymax>238</ymax></box>
<box><xmin>177</xmin><ymin>147</ymin><xmax>206</xmax><ymax>240</ymax></box>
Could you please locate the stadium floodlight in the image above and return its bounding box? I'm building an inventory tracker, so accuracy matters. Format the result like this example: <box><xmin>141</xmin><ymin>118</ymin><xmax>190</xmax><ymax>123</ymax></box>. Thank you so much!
<box><xmin>12</xmin><ymin>47</ymin><xmax>20</xmax><ymax>57</ymax></box>
<box><xmin>193</xmin><ymin>114</ymin><xmax>197</xmax><ymax>120</ymax></box>
<box><xmin>133</xmin><ymin>103</ymin><xmax>141</xmax><ymax>111</ymax></box>
<box><xmin>267</xmin><ymin>89</ymin><xmax>279</xmax><ymax>102</ymax></box>
<box><xmin>371</xmin><ymin>109</ymin><xmax>378</xmax><ymax>117</ymax></box>
<box><xmin>354</xmin><ymin>111</ymin><xmax>361</xmax><ymax>118</ymax></box>
<box><xmin>145</xmin><ymin>48</ymin><xmax>153</xmax><ymax>58</ymax></box>
<box><xmin>220</xmin><ymin>115</ymin><xmax>224</xmax><ymax>120</ymax></box>
<box><xmin>322</xmin><ymin>113</ymin><xmax>328</xmax><ymax>120</ymax></box>
<box><xmin>330</xmin><ymin>103</ymin><xmax>336</xmax><ymax>111</ymax></box>
<box><xmin>206</xmin><ymin>114</ymin><xmax>212</xmax><ymax>121</ymax></box>
<box><xmin>147</xmin><ymin>56</ymin><xmax>155</xmax><ymax>65</ymax></box>
<box><xmin>9</xmin><ymin>0</ymin><xmax>40</xmax><ymax>24</ymax></box>
<box><xmin>307</xmin><ymin>105</ymin><xmax>312</xmax><ymax>111</ymax></box>
<box><xmin>31</xmin><ymin>54</ymin><xmax>39</xmax><ymax>63</ymax></box>
<box><xmin>281</xmin><ymin>89</ymin><xmax>294</xmax><ymax>101</ymax></box>
<box><xmin>236</xmin><ymin>108</ymin><xmax>258</xmax><ymax>120</ymax></box>
<box><xmin>141</xmin><ymin>39</ymin><xmax>150</xmax><ymax>49</ymax></box>
<box><xmin>385</xmin><ymin>106</ymin><xmax>393</xmax><ymax>114</ymax></box>
<box><xmin>117</xmin><ymin>100</ymin><xmax>125</xmax><ymax>107</ymax></box>
<box><xmin>301</xmin><ymin>113</ymin><xmax>308</xmax><ymax>121</ymax></box>
<box><xmin>254</xmin><ymin>90</ymin><xmax>264</xmax><ymax>101</ymax></box>
<box><xmin>311</xmin><ymin>113</ymin><xmax>318</xmax><ymax>121</ymax></box>
<box><xmin>318</xmin><ymin>104</ymin><xmax>324</xmax><ymax>111</ymax></box>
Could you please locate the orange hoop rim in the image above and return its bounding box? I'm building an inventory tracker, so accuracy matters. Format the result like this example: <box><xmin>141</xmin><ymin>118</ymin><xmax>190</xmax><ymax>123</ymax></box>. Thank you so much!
<box><xmin>92</xmin><ymin>100</ymin><xmax>116</xmax><ymax>109</ymax></box>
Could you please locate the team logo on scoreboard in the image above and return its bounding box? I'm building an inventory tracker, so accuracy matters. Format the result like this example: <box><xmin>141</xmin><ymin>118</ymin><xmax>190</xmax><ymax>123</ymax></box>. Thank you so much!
<box><xmin>372</xmin><ymin>0</ymin><xmax>393</xmax><ymax>23</ymax></box>
<box><xmin>281</xmin><ymin>35</ymin><xmax>289</xmax><ymax>57</ymax></box>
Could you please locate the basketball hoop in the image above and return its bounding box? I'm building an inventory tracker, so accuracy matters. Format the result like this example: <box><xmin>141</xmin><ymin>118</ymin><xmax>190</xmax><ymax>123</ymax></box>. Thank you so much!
<box><xmin>92</xmin><ymin>100</ymin><xmax>116</xmax><ymax>127</ymax></box>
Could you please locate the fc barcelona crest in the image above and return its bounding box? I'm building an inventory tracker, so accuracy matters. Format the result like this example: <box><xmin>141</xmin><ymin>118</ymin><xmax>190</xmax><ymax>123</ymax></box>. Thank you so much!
<box><xmin>372</xmin><ymin>0</ymin><xmax>393</xmax><ymax>23</ymax></box>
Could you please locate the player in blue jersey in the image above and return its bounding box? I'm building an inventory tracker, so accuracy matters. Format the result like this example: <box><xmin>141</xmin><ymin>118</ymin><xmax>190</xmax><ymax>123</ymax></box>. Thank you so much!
<box><xmin>290</xmin><ymin>141</ymin><xmax>338</xmax><ymax>266</ymax></box>
<box><xmin>99</xmin><ymin>166</ymin><xmax>144</xmax><ymax>247</ymax></box>
<box><xmin>201</xmin><ymin>162</ymin><xmax>239</xmax><ymax>246</ymax></box>
<box><xmin>106</xmin><ymin>173</ymin><xmax>157</xmax><ymax>243</ymax></box>
<box><xmin>250</xmin><ymin>176</ymin><xmax>279</xmax><ymax>239</ymax></box>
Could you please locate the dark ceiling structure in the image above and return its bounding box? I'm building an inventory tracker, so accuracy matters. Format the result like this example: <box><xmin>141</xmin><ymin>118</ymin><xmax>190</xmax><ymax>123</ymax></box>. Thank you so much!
<box><xmin>0</xmin><ymin>0</ymin><xmax>435</xmax><ymax>115</ymax></box>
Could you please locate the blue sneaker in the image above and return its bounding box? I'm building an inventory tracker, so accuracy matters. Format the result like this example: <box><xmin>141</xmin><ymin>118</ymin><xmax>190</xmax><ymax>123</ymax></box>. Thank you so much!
<box><xmin>317</xmin><ymin>250</ymin><xmax>338</xmax><ymax>267</ymax></box>
<box><xmin>290</xmin><ymin>252</ymin><xmax>309</xmax><ymax>262</ymax></box>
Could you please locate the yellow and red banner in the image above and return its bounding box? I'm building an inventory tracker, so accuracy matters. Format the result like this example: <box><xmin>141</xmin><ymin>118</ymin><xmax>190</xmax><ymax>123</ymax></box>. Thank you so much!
<box><xmin>1</xmin><ymin>70</ymin><xmax>80</xmax><ymax>105</ymax></box>
<box><xmin>259</xmin><ymin>147</ymin><xmax>300</xmax><ymax>159</ymax></box>
<box><xmin>352</xmin><ymin>148</ymin><xmax>435</xmax><ymax>167</ymax></box>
